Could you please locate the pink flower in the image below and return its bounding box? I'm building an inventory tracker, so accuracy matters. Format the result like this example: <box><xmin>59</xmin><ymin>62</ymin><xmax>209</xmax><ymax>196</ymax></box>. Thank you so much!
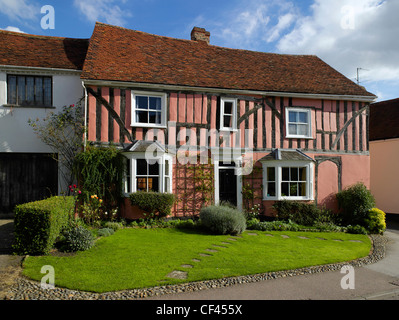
<box><xmin>78</xmin><ymin>190</ymin><xmax>82</xmax><ymax>194</ymax></box>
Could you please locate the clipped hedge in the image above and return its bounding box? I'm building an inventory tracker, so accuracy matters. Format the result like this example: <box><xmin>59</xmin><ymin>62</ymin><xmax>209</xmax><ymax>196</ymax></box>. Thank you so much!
<box><xmin>14</xmin><ymin>196</ymin><xmax>74</xmax><ymax>255</ymax></box>
<box><xmin>129</xmin><ymin>191</ymin><xmax>175</xmax><ymax>218</ymax></box>
<box><xmin>200</xmin><ymin>204</ymin><xmax>246</xmax><ymax>235</ymax></box>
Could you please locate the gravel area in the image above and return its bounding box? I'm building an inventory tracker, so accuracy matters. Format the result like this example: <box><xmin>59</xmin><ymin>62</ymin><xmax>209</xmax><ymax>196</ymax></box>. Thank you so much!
<box><xmin>2</xmin><ymin>234</ymin><xmax>386</xmax><ymax>300</ymax></box>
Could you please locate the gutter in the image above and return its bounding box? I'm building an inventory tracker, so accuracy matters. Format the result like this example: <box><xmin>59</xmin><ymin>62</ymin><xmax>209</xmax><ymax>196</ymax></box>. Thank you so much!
<box><xmin>82</xmin><ymin>79</ymin><xmax>377</xmax><ymax>103</ymax></box>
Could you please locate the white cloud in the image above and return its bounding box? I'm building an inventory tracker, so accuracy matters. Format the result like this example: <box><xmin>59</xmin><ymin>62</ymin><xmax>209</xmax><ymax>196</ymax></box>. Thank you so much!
<box><xmin>1</xmin><ymin>26</ymin><xmax>26</xmax><ymax>33</ymax></box>
<box><xmin>0</xmin><ymin>0</ymin><xmax>39</xmax><ymax>22</ymax></box>
<box><xmin>73</xmin><ymin>0</ymin><xmax>132</xmax><ymax>27</ymax></box>
<box><xmin>276</xmin><ymin>0</ymin><xmax>399</xmax><ymax>85</ymax></box>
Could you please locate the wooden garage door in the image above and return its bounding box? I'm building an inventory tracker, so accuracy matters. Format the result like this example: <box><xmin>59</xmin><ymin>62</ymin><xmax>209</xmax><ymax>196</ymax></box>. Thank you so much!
<box><xmin>0</xmin><ymin>153</ymin><xmax>58</xmax><ymax>214</ymax></box>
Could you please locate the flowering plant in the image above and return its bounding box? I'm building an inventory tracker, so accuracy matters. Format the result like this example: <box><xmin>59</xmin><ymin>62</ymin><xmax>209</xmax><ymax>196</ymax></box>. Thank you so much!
<box><xmin>80</xmin><ymin>194</ymin><xmax>104</xmax><ymax>225</ymax></box>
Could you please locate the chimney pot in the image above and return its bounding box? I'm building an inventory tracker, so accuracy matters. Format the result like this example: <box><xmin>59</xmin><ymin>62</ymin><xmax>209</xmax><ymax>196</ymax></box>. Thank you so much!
<box><xmin>191</xmin><ymin>27</ymin><xmax>210</xmax><ymax>44</ymax></box>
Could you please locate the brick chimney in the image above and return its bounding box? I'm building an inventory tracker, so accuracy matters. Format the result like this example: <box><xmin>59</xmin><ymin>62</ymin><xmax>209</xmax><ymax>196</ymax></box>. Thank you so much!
<box><xmin>191</xmin><ymin>27</ymin><xmax>210</xmax><ymax>44</ymax></box>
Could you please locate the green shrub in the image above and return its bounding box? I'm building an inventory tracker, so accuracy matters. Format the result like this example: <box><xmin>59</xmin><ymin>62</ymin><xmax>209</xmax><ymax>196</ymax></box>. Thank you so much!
<box><xmin>365</xmin><ymin>208</ymin><xmax>386</xmax><ymax>234</ymax></box>
<box><xmin>199</xmin><ymin>205</ymin><xmax>246</xmax><ymax>235</ymax></box>
<box><xmin>97</xmin><ymin>228</ymin><xmax>115</xmax><ymax>237</ymax></box>
<box><xmin>103</xmin><ymin>221</ymin><xmax>123</xmax><ymax>231</ymax></box>
<box><xmin>336</xmin><ymin>183</ymin><xmax>375</xmax><ymax>226</ymax></box>
<box><xmin>272</xmin><ymin>200</ymin><xmax>330</xmax><ymax>226</ymax></box>
<box><xmin>346</xmin><ymin>224</ymin><xmax>368</xmax><ymax>235</ymax></box>
<box><xmin>129</xmin><ymin>191</ymin><xmax>176</xmax><ymax>219</ymax></box>
<box><xmin>248</xmin><ymin>220</ymin><xmax>300</xmax><ymax>232</ymax></box>
<box><xmin>60</xmin><ymin>226</ymin><xmax>95</xmax><ymax>252</ymax></box>
<box><xmin>13</xmin><ymin>196</ymin><xmax>74</xmax><ymax>255</ymax></box>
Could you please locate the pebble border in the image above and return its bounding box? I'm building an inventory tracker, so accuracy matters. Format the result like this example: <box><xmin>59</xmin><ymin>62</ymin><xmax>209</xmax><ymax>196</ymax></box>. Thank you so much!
<box><xmin>4</xmin><ymin>234</ymin><xmax>386</xmax><ymax>300</ymax></box>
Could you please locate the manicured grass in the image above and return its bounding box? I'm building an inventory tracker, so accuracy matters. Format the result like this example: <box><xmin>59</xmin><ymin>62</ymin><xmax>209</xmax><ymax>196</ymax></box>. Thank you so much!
<box><xmin>22</xmin><ymin>228</ymin><xmax>371</xmax><ymax>293</ymax></box>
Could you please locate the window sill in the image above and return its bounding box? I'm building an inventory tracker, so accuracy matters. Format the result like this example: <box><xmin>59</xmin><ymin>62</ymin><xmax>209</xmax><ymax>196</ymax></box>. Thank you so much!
<box><xmin>2</xmin><ymin>104</ymin><xmax>56</xmax><ymax>109</ymax></box>
<box><xmin>130</xmin><ymin>123</ymin><xmax>167</xmax><ymax>129</ymax></box>
<box><xmin>285</xmin><ymin>135</ymin><xmax>313</xmax><ymax>140</ymax></box>
<box><xmin>263</xmin><ymin>197</ymin><xmax>313</xmax><ymax>201</ymax></box>
<box><xmin>219</xmin><ymin>128</ymin><xmax>238</xmax><ymax>132</ymax></box>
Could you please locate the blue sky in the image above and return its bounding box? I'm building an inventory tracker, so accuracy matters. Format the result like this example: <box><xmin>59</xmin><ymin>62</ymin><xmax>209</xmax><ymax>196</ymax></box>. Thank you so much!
<box><xmin>1</xmin><ymin>0</ymin><xmax>397</xmax><ymax>102</ymax></box>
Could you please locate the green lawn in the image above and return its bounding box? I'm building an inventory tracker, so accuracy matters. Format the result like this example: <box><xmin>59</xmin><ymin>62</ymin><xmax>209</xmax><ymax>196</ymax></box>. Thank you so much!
<box><xmin>22</xmin><ymin>228</ymin><xmax>371</xmax><ymax>293</ymax></box>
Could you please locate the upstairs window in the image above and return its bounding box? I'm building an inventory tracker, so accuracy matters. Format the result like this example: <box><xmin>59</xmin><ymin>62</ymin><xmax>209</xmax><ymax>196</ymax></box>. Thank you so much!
<box><xmin>131</xmin><ymin>91</ymin><xmax>166</xmax><ymax>127</ymax></box>
<box><xmin>285</xmin><ymin>107</ymin><xmax>312</xmax><ymax>138</ymax></box>
<box><xmin>7</xmin><ymin>75</ymin><xmax>52</xmax><ymax>107</ymax></box>
<box><xmin>220</xmin><ymin>98</ymin><xmax>237</xmax><ymax>131</ymax></box>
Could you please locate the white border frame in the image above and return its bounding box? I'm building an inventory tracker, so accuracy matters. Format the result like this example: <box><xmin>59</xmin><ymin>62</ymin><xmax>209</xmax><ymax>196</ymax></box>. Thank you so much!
<box><xmin>131</xmin><ymin>90</ymin><xmax>167</xmax><ymax>128</ymax></box>
<box><xmin>285</xmin><ymin>107</ymin><xmax>313</xmax><ymax>139</ymax></box>
<box><xmin>261</xmin><ymin>160</ymin><xmax>314</xmax><ymax>201</ymax></box>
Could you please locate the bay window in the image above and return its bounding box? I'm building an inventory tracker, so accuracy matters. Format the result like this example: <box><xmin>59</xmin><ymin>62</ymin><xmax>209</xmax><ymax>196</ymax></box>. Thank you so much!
<box><xmin>123</xmin><ymin>153</ymin><xmax>173</xmax><ymax>194</ymax></box>
<box><xmin>262</xmin><ymin>160</ymin><xmax>313</xmax><ymax>201</ymax></box>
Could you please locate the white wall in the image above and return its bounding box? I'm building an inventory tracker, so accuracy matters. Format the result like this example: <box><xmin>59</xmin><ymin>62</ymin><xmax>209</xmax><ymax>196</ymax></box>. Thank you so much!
<box><xmin>370</xmin><ymin>138</ymin><xmax>399</xmax><ymax>214</ymax></box>
<box><xmin>0</xmin><ymin>68</ymin><xmax>84</xmax><ymax>193</ymax></box>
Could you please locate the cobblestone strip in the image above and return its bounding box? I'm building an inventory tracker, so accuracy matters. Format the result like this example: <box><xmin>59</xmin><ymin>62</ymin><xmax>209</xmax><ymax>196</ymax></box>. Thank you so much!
<box><xmin>3</xmin><ymin>235</ymin><xmax>385</xmax><ymax>300</ymax></box>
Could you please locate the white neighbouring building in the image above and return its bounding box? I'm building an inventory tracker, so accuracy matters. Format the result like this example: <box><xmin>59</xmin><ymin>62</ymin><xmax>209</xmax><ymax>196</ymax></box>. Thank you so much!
<box><xmin>0</xmin><ymin>30</ymin><xmax>88</xmax><ymax>214</ymax></box>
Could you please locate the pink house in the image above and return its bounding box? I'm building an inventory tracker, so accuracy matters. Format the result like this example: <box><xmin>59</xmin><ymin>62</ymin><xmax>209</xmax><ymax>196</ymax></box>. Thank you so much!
<box><xmin>78</xmin><ymin>23</ymin><xmax>376</xmax><ymax>219</ymax></box>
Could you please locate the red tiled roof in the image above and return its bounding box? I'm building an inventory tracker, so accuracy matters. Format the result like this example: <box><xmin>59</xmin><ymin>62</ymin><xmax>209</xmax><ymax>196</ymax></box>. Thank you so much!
<box><xmin>0</xmin><ymin>30</ymin><xmax>89</xmax><ymax>70</ymax></box>
<box><xmin>81</xmin><ymin>22</ymin><xmax>375</xmax><ymax>98</ymax></box>
<box><xmin>370</xmin><ymin>98</ymin><xmax>399</xmax><ymax>141</ymax></box>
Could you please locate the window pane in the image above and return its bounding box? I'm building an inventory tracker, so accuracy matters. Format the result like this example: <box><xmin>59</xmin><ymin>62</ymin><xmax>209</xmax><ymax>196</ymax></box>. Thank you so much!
<box><xmin>224</xmin><ymin>102</ymin><xmax>233</xmax><ymax>114</ymax></box>
<box><xmin>148</xmin><ymin>177</ymin><xmax>159</xmax><ymax>192</ymax></box>
<box><xmin>298</xmin><ymin>112</ymin><xmax>308</xmax><ymax>123</ymax></box>
<box><xmin>26</xmin><ymin>77</ymin><xmax>35</xmax><ymax>105</ymax></box>
<box><xmin>17</xmin><ymin>76</ymin><xmax>25</xmax><ymax>105</ymax></box>
<box><xmin>148</xmin><ymin>162</ymin><xmax>159</xmax><ymax>175</ymax></box>
<box><xmin>165</xmin><ymin>159</ymin><xmax>169</xmax><ymax>176</ymax></box>
<box><xmin>281</xmin><ymin>182</ymin><xmax>289</xmax><ymax>197</ymax></box>
<box><xmin>267</xmin><ymin>182</ymin><xmax>276</xmax><ymax>197</ymax></box>
<box><xmin>136</xmin><ymin>96</ymin><xmax>148</xmax><ymax>109</ymax></box>
<box><xmin>291</xmin><ymin>167</ymin><xmax>298</xmax><ymax>181</ymax></box>
<box><xmin>136</xmin><ymin>159</ymin><xmax>147</xmax><ymax>175</ymax></box>
<box><xmin>136</xmin><ymin>111</ymin><xmax>148</xmax><ymax>123</ymax></box>
<box><xmin>299</xmin><ymin>167</ymin><xmax>307</xmax><ymax>181</ymax></box>
<box><xmin>137</xmin><ymin>177</ymin><xmax>147</xmax><ymax>191</ymax></box>
<box><xmin>267</xmin><ymin>167</ymin><xmax>275</xmax><ymax>181</ymax></box>
<box><xmin>125</xmin><ymin>158</ymin><xmax>131</xmax><ymax>193</ymax></box>
<box><xmin>288</xmin><ymin>124</ymin><xmax>297</xmax><ymax>135</ymax></box>
<box><xmin>297</xmin><ymin>124</ymin><xmax>308</xmax><ymax>136</ymax></box>
<box><xmin>282</xmin><ymin>167</ymin><xmax>289</xmax><ymax>181</ymax></box>
<box><xmin>35</xmin><ymin>77</ymin><xmax>43</xmax><ymax>105</ymax></box>
<box><xmin>165</xmin><ymin>177</ymin><xmax>170</xmax><ymax>193</ymax></box>
<box><xmin>289</xmin><ymin>111</ymin><xmax>297</xmax><ymax>122</ymax></box>
<box><xmin>43</xmin><ymin>77</ymin><xmax>52</xmax><ymax>106</ymax></box>
<box><xmin>290</xmin><ymin>183</ymin><xmax>298</xmax><ymax>196</ymax></box>
<box><xmin>7</xmin><ymin>76</ymin><xmax>17</xmax><ymax>104</ymax></box>
<box><xmin>148</xmin><ymin>111</ymin><xmax>161</xmax><ymax>124</ymax></box>
<box><xmin>299</xmin><ymin>182</ymin><xmax>306</xmax><ymax>196</ymax></box>
<box><xmin>223</xmin><ymin>115</ymin><xmax>232</xmax><ymax>128</ymax></box>
<box><xmin>149</xmin><ymin>97</ymin><xmax>162</xmax><ymax>110</ymax></box>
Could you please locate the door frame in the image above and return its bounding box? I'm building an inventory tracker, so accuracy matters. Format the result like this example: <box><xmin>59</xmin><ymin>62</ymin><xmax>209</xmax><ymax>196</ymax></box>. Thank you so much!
<box><xmin>212</xmin><ymin>150</ymin><xmax>243</xmax><ymax>211</ymax></box>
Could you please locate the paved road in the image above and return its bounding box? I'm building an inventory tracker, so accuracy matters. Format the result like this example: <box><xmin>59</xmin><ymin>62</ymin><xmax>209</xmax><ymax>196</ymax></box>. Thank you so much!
<box><xmin>147</xmin><ymin>222</ymin><xmax>399</xmax><ymax>300</ymax></box>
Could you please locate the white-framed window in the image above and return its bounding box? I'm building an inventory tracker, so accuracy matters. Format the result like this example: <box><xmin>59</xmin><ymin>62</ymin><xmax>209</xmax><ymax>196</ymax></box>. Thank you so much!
<box><xmin>285</xmin><ymin>107</ymin><xmax>312</xmax><ymax>139</ymax></box>
<box><xmin>220</xmin><ymin>97</ymin><xmax>237</xmax><ymax>131</ymax></box>
<box><xmin>262</xmin><ymin>161</ymin><xmax>314</xmax><ymax>201</ymax></box>
<box><xmin>131</xmin><ymin>91</ymin><xmax>167</xmax><ymax>127</ymax></box>
<box><xmin>123</xmin><ymin>153</ymin><xmax>173</xmax><ymax>194</ymax></box>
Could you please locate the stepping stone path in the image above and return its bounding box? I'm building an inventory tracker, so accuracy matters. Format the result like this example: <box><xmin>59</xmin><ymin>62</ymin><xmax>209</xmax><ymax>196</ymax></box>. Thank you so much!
<box><xmin>165</xmin><ymin>232</ymin><xmax>360</xmax><ymax>280</ymax></box>
<box><xmin>166</xmin><ymin>270</ymin><xmax>188</xmax><ymax>279</ymax></box>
